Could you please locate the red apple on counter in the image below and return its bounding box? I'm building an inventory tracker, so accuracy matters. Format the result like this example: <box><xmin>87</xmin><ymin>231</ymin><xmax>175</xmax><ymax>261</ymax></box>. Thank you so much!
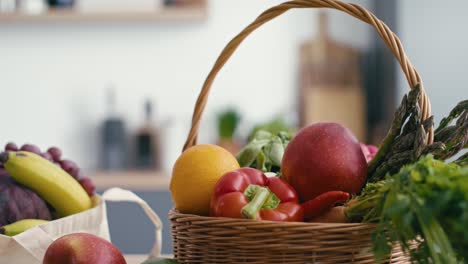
<box><xmin>281</xmin><ymin>122</ymin><xmax>367</xmax><ymax>202</ymax></box>
<box><xmin>43</xmin><ymin>233</ymin><xmax>127</xmax><ymax>264</ymax></box>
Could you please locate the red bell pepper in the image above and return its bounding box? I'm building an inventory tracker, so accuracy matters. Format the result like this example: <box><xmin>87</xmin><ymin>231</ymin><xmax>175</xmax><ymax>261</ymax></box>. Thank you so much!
<box><xmin>210</xmin><ymin>167</ymin><xmax>303</xmax><ymax>222</ymax></box>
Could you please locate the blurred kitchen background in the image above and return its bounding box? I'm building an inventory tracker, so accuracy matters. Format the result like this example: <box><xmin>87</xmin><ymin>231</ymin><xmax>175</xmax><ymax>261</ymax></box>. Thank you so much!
<box><xmin>0</xmin><ymin>0</ymin><xmax>467</xmax><ymax>256</ymax></box>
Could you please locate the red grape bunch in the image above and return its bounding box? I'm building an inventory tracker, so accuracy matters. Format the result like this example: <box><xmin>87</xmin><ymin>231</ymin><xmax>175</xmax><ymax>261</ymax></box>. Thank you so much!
<box><xmin>2</xmin><ymin>143</ymin><xmax>96</xmax><ymax>197</ymax></box>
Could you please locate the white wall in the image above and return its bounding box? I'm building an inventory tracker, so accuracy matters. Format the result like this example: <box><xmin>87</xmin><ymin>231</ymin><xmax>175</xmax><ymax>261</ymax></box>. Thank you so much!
<box><xmin>397</xmin><ymin>0</ymin><xmax>468</xmax><ymax>124</ymax></box>
<box><xmin>0</xmin><ymin>0</ymin><xmax>372</xmax><ymax>174</ymax></box>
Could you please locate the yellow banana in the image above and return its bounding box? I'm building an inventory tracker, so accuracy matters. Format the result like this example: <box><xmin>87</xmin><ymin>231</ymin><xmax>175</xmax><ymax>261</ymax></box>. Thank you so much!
<box><xmin>1</xmin><ymin>151</ymin><xmax>92</xmax><ymax>217</ymax></box>
<box><xmin>0</xmin><ymin>219</ymin><xmax>49</xmax><ymax>236</ymax></box>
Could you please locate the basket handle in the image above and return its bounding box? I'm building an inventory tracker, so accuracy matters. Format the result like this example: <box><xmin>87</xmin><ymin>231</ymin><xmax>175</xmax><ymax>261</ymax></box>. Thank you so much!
<box><xmin>183</xmin><ymin>0</ymin><xmax>433</xmax><ymax>151</ymax></box>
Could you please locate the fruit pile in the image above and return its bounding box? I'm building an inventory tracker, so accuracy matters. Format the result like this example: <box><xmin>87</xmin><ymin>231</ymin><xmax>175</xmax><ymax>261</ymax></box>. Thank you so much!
<box><xmin>171</xmin><ymin>123</ymin><xmax>368</xmax><ymax>222</ymax></box>
<box><xmin>169</xmin><ymin>87</ymin><xmax>467</xmax><ymax>263</ymax></box>
<box><xmin>0</xmin><ymin>143</ymin><xmax>96</xmax><ymax>235</ymax></box>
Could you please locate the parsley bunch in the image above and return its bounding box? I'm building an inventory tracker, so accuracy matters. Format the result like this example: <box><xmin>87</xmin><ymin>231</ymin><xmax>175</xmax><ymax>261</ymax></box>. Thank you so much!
<box><xmin>347</xmin><ymin>155</ymin><xmax>468</xmax><ymax>263</ymax></box>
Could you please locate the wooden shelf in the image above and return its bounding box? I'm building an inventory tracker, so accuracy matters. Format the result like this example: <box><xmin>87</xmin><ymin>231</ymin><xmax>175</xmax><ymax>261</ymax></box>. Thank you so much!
<box><xmin>0</xmin><ymin>7</ymin><xmax>207</xmax><ymax>23</ymax></box>
<box><xmin>90</xmin><ymin>170</ymin><xmax>170</xmax><ymax>191</ymax></box>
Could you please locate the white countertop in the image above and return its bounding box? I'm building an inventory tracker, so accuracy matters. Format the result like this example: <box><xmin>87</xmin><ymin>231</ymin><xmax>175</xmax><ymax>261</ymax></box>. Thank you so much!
<box><xmin>125</xmin><ymin>254</ymin><xmax>173</xmax><ymax>264</ymax></box>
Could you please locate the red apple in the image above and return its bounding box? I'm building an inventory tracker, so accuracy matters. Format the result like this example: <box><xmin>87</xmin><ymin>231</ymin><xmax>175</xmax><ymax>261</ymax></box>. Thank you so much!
<box><xmin>282</xmin><ymin>122</ymin><xmax>367</xmax><ymax>202</ymax></box>
<box><xmin>43</xmin><ymin>233</ymin><xmax>127</xmax><ymax>264</ymax></box>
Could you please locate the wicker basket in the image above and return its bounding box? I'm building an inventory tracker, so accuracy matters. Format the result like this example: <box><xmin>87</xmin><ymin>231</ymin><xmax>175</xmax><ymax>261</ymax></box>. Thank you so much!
<box><xmin>170</xmin><ymin>0</ymin><xmax>433</xmax><ymax>263</ymax></box>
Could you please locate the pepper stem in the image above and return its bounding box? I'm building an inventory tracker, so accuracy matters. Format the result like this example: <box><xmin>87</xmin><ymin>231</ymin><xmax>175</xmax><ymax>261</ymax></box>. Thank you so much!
<box><xmin>241</xmin><ymin>186</ymin><xmax>270</xmax><ymax>219</ymax></box>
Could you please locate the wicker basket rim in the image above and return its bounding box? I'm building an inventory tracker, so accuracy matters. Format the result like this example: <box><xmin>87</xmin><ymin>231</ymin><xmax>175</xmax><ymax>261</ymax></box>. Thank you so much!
<box><xmin>169</xmin><ymin>209</ymin><xmax>376</xmax><ymax>228</ymax></box>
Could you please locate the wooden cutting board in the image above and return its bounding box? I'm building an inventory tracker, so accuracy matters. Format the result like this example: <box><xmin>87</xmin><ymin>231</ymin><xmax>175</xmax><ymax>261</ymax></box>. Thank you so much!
<box><xmin>298</xmin><ymin>12</ymin><xmax>366</xmax><ymax>141</ymax></box>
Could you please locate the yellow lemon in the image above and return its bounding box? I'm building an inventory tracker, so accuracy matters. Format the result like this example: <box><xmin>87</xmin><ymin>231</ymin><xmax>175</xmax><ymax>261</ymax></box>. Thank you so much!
<box><xmin>170</xmin><ymin>144</ymin><xmax>240</xmax><ymax>215</ymax></box>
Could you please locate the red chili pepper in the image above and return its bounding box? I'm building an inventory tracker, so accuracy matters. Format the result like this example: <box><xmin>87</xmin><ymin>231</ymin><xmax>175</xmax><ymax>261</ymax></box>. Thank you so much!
<box><xmin>302</xmin><ymin>191</ymin><xmax>350</xmax><ymax>220</ymax></box>
<box><xmin>210</xmin><ymin>167</ymin><xmax>303</xmax><ymax>222</ymax></box>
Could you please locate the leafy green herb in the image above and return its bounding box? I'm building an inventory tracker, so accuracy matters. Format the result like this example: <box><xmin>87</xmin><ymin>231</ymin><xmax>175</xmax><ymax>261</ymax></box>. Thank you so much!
<box><xmin>217</xmin><ymin>109</ymin><xmax>241</xmax><ymax>140</ymax></box>
<box><xmin>347</xmin><ymin>156</ymin><xmax>468</xmax><ymax>263</ymax></box>
<box><xmin>236</xmin><ymin>130</ymin><xmax>292</xmax><ymax>173</ymax></box>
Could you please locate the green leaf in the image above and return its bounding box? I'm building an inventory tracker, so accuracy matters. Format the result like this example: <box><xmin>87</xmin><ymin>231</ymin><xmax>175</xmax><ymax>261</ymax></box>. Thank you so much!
<box><xmin>264</xmin><ymin>137</ymin><xmax>284</xmax><ymax>167</ymax></box>
<box><xmin>238</xmin><ymin>129</ymin><xmax>292</xmax><ymax>173</ymax></box>
<box><xmin>236</xmin><ymin>139</ymin><xmax>269</xmax><ymax>167</ymax></box>
<box><xmin>253</xmin><ymin>130</ymin><xmax>274</xmax><ymax>141</ymax></box>
<box><xmin>247</xmin><ymin>118</ymin><xmax>294</xmax><ymax>141</ymax></box>
<box><xmin>371</xmin><ymin>226</ymin><xmax>393</xmax><ymax>261</ymax></box>
<box><xmin>278</xmin><ymin>131</ymin><xmax>293</xmax><ymax>141</ymax></box>
<box><xmin>256</xmin><ymin>151</ymin><xmax>268</xmax><ymax>172</ymax></box>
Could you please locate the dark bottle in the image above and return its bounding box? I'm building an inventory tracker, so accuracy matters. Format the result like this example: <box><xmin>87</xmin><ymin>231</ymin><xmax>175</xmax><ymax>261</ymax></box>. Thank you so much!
<box><xmin>100</xmin><ymin>87</ymin><xmax>128</xmax><ymax>171</ymax></box>
<box><xmin>134</xmin><ymin>99</ymin><xmax>160</xmax><ymax>170</ymax></box>
<box><xmin>163</xmin><ymin>0</ymin><xmax>176</xmax><ymax>6</ymax></box>
<box><xmin>47</xmin><ymin>0</ymin><xmax>74</xmax><ymax>8</ymax></box>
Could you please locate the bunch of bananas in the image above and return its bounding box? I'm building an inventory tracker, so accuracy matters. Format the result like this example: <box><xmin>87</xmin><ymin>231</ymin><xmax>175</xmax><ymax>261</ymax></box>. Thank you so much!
<box><xmin>0</xmin><ymin>144</ymin><xmax>95</xmax><ymax>236</ymax></box>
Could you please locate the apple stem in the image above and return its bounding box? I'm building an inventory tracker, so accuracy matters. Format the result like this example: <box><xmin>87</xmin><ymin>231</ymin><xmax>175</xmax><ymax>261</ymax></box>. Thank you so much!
<box><xmin>241</xmin><ymin>186</ymin><xmax>270</xmax><ymax>219</ymax></box>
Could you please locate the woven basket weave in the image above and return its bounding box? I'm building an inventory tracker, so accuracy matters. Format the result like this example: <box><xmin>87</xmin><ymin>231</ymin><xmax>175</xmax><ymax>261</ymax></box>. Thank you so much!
<box><xmin>170</xmin><ymin>0</ymin><xmax>433</xmax><ymax>263</ymax></box>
